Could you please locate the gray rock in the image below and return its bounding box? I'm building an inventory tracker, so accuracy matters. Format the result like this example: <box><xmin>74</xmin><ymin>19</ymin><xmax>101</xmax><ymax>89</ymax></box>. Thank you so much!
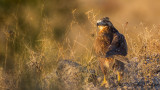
<box><xmin>56</xmin><ymin>60</ymin><xmax>97</xmax><ymax>90</ymax></box>
<box><xmin>152</xmin><ymin>77</ymin><xmax>159</xmax><ymax>85</ymax></box>
<box><xmin>153</xmin><ymin>86</ymin><xmax>160</xmax><ymax>90</ymax></box>
<box><xmin>82</xmin><ymin>83</ymin><xmax>99</xmax><ymax>90</ymax></box>
<box><xmin>55</xmin><ymin>59</ymin><xmax>160</xmax><ymax>90</ymax></box>
<box><xmin>122</xmin><ymin>86</ymin><xmax>127</xmax><ymax>89</ymax></box>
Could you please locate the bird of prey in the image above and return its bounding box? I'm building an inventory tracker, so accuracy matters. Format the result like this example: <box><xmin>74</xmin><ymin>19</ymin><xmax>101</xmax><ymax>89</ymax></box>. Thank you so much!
<box><xmin>94</xmin><ymin>17</ymin><xmax>128</xmax><ymax>86</ymax></box>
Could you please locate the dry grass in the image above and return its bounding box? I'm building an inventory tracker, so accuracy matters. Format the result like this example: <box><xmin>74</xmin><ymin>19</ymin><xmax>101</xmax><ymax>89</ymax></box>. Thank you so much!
<box><xmin>0</xmin><ymin>1</ymin><xmax>160</xmax><ymax>90</ymax></box>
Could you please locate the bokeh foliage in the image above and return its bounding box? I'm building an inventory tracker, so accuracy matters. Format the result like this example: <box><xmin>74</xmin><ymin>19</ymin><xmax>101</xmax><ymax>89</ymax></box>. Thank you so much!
<box><xmin>0</xmin><ymin>0</ymin><xmax>80</xmax><ymax>89</ymax></box>
<box><xmin>0</xmin><ymin>0</ymin><xmax>160</xmax><ymax>90</ymax></box>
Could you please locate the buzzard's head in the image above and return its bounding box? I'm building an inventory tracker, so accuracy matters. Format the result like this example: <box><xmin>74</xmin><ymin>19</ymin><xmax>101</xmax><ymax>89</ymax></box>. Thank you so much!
<box><xmin>97</xmin><ymin>17</ymin><xmax>113</xmax><ymax>32</ymax></box>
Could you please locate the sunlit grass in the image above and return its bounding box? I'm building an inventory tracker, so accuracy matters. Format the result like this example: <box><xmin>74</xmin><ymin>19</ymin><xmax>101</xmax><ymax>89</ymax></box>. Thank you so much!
<box><xmin>0</xmin><ymin>2</ymin><xmax>160</xmax><ymax>89</ymax></box>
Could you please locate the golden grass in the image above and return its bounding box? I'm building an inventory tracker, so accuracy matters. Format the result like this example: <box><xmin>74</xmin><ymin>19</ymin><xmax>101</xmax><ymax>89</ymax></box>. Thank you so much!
<box><xmin>0</xmin><ymin>4</ymin><xmax>160</xmax><ymax>90</ymax></box>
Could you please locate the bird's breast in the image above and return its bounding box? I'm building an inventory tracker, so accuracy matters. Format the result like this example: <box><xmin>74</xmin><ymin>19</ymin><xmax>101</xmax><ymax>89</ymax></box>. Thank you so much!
<box><xmin>94</xmin><ymin>34</ymin><xmax>112</xmax><ymax>56</ymax></box>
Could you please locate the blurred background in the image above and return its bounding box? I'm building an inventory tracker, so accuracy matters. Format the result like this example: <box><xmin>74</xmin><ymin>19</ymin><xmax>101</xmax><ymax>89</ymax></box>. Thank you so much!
<box><xmin>0</xmin><ymin>0</ymin><xmax>160</xmax><ymax>89</ymax></box>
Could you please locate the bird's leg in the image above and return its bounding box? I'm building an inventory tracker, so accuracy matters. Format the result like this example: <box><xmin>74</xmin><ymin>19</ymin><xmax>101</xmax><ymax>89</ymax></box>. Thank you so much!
<box><xmin>101</xmin><ymin>75</ymin><xmax>109</xmax><ymax>86</ymax></box>
<box><xmin>117</xmin><ymin>71</ymin><xmax>122</xmax><ymax>84</ymax></box>
<box><xmin>99</xmin><ymin>59</ymin><xmax>109</xmax><ymax>87</ymax></box>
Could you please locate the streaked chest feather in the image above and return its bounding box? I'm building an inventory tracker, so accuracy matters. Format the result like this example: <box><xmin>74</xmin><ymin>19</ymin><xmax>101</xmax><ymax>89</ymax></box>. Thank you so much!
<box><xmin>94</xmin><ymin>33</ymin><xmax>113</xmax><ymax>55</ymax></box>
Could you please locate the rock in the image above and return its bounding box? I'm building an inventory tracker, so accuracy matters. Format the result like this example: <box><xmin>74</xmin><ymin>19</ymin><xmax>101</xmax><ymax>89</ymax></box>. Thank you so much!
<box><xmin>123</xmin><ymin>86</ymin><xmax>127</xmax><ymax>89</ymax></box>
<box><xmin>97</xmin><ymin>76</ymin><xmax>102</xmax><ymax>83</ymax></box>
<box><xmin>117</xmin><ymin>86</ymin><xmax>123</xmax><ymax>90</ymax></box>
<box><xmin>127</xmin><ymin>87</ymin><xmax>133</xmax><ymax>90</ymax></box>
<box><xmin>82</xmin><ymin>83</ymin><xmax>99</xmax><ymax>90</ymax></box>
<box><xmin>153</xmin><ymin>86</ymin><xmax>160</xmax><ymax>90</ymax></box>
<box><xmin>152</xmin><ymin>77</ymin><xmax>159</xmax><ymax>85</ymax></box>
<box><xmin>56</xmin><ymin>60</ymin><xmax>97</xmax><ymax>90</ymax></box>
<box><xmin>55</xmin><ymin>59</ymin><xmax>160</xmax><ymax>90</ymax></box>
<box><xmin>136</xmin><ymin>86</ymin><xmax>142</xmax><ymax>90</ymax></box>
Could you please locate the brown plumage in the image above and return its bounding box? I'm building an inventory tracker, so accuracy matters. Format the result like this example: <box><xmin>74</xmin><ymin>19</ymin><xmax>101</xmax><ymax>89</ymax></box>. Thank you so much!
<box><xmin>94</xmin><ymin>17</ymin><xmax>128</xmax><ymax>86</ymax></box>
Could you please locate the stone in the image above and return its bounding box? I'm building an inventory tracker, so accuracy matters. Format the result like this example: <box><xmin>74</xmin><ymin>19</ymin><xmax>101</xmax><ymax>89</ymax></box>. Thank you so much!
<box><xmin>56</xmin><ymin>60</ymin><xmax>97</xmax><ymax>90</ymax></box>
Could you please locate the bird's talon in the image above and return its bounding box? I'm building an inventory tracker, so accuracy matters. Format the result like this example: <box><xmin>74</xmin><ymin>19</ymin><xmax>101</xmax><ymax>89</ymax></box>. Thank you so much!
<box><xmin>100</xmin><ymin>76</ymin><xmax>109</xmax><ymax>87</ymax></box>
<box><xmin>101</xmin><ymin>80</ymin><xmax>108</xmax><ymax>86</ymax></box>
